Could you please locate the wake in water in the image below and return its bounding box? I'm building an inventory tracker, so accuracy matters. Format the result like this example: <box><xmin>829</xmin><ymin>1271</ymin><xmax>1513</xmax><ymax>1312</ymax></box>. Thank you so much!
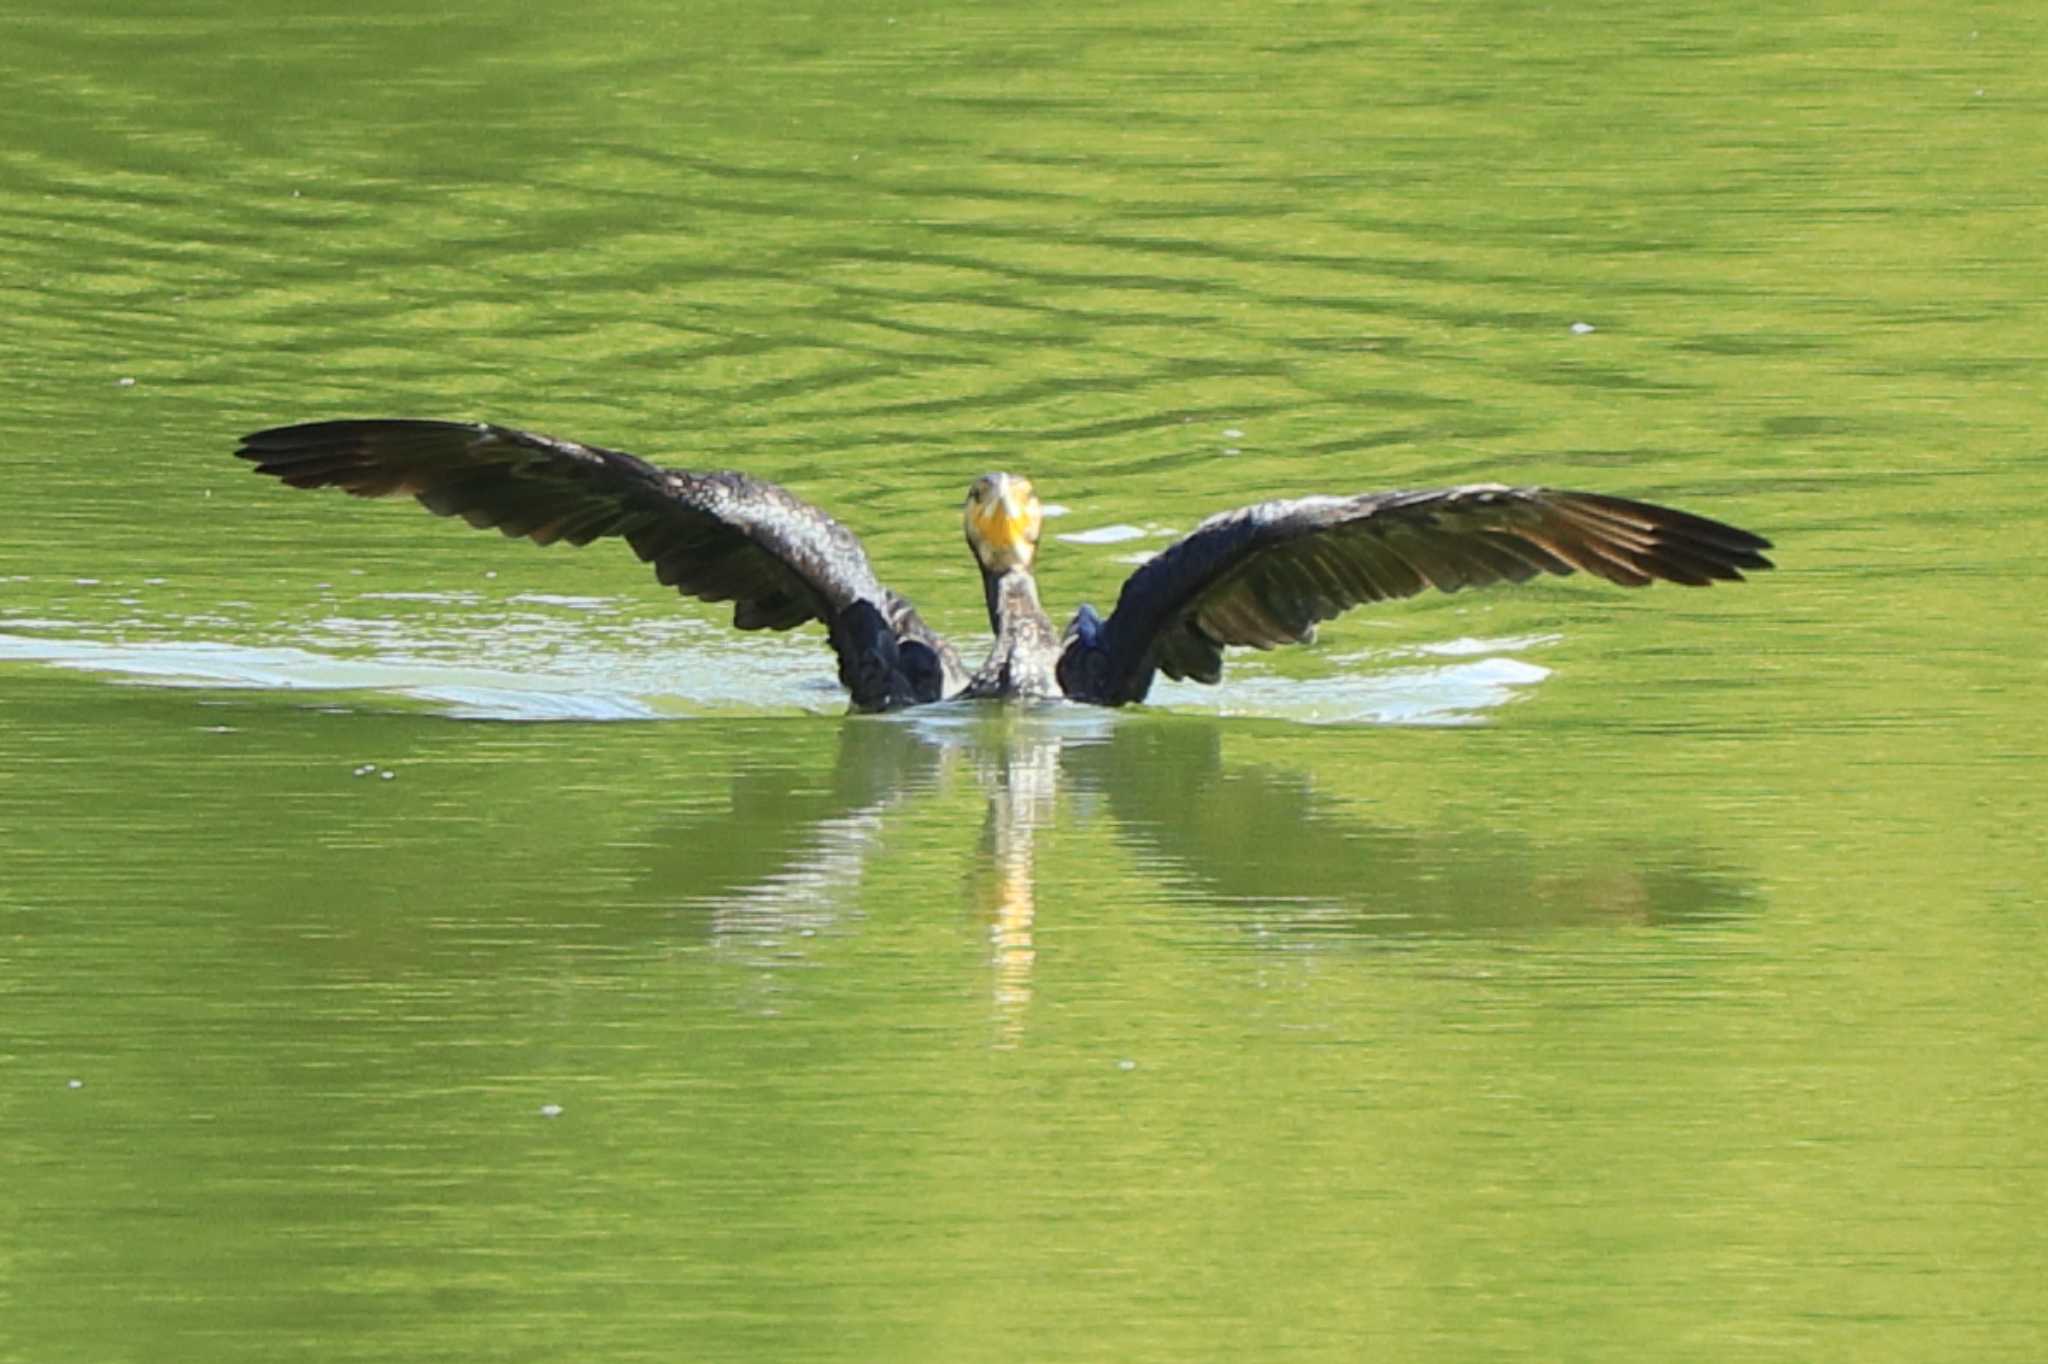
<box><xmin>0</xmin><ymin>607</ymin><xmax>1555</xmax><ymax>726</ymax></box>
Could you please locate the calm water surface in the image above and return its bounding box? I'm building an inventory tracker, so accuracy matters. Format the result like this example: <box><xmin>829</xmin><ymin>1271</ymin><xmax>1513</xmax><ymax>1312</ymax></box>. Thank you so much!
<box><xmin>3</xmin><ymin>2</ymin><xmax>2044</xmax><ymax>1360</ymax></box>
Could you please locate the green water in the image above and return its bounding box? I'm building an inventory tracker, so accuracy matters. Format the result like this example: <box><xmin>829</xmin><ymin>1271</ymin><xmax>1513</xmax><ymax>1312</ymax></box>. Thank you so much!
<box><xmin>3</xmin><ymin>1</ymin><xmax>2044</xmax><ymax>1359</ymax></box>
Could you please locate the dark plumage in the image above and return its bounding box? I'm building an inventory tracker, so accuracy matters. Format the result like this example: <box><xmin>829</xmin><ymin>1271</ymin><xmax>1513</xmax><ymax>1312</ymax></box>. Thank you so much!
<box><xmin>1055</xmin><ymin>484</ymin><xmax>1774</xmax><ymax>704</ymax></box>
<box><xmin>236</xmin><ymin>420</ymin><xmax>962</xmax><ymax>709</ymax></box>
<box><xmin>235</xmin><ymin>419</ymin><xmax>1773</xmax><ymax>711</ymax></box>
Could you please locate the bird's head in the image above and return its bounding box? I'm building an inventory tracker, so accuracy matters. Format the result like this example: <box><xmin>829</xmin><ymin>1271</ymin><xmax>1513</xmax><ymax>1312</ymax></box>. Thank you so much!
<box><xmin>964</xmin><ymin>472</ymin><xmax>1043</xmax><ymax>575</ymax></box>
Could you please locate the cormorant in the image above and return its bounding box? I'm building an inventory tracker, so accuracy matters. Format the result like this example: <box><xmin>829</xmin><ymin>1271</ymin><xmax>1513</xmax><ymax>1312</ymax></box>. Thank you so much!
<box><xmin>235</xmin><ymin>419</ymin><xmax>1773</xmax><ymax>711</ymax></box>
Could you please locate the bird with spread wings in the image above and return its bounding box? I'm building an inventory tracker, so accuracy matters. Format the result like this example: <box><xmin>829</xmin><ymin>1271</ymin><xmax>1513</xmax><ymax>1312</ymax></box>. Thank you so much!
<box><xmin>236</xmin><ymin>419</ymin><xmax>1772</xmax><ymax>711</ymax></box>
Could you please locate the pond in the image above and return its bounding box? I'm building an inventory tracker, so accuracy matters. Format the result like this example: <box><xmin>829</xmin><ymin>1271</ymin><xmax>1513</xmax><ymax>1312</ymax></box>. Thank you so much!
<box><xmin>3</xmin><ymin>2</ymin><xmax>2042</xmax><ymax>1360</ymax></box>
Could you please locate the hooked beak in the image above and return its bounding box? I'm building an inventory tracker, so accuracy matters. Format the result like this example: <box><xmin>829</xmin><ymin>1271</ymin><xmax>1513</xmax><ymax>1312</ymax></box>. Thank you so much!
<box><xmin>965</xmin><ymin>473</ymin><xmax>1042</xmax><ymax>573</ymax></box>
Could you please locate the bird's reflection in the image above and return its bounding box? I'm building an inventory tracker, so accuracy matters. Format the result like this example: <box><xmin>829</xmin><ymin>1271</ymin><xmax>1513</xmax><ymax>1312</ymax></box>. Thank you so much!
<box><xmin>955</xmin><ymin>712</ymin><xmax>1065</xmax><ymax>1044</ymax></box>
<box><xmin>639</xmin><ymin>718</ymin><xmax>945</xmax><ymax>935</ymax></box>
<box><xmin>1057</xmin><ymin>722</ymin><xmax>1755</xmax><ymax>938</ymax></box>
<box><xmin>646</xmin><ymin>709</ymin><xmax>1755</xmax><ymax>1040</ymax></box>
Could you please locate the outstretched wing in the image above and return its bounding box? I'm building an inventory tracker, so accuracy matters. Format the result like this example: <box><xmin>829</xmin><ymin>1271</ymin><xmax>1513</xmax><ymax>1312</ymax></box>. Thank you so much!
<box><xmin>1056</xmin><ymin>484</ymin><xmax>1773</xmax><ymax>705</ymax></box>
<box><xmin>235</xmin><ymin>419</ymin><xmax>964</xmax><ymax>709</ymax></box>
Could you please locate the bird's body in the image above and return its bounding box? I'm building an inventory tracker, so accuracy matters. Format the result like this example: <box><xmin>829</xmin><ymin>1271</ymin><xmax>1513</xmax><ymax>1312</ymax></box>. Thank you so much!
<box><xmin>234</xmin><ymin>419</ymin><xmax>1773</xmax><ymax>711</ymax></box>
<box><xmin>963</xmin><ymin>567</ymin><xmax>1063</xmax><ymax>701</ymax></box>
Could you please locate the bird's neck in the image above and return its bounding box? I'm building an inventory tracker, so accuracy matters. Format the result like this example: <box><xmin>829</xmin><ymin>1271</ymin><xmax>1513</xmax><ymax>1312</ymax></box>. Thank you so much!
<box><xmin>967</xmin><ymin>565</ymin><xmax>1061</xmax><ymax>700</ymax></box>
<box><xmin>983</xmin><ymin>565</ymin><xmax>1051</xmax><ymax>639</ymax></box>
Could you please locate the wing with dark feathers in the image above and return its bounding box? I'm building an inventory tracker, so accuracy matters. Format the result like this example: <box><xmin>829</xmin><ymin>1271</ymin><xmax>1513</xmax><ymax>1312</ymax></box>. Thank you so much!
<box><xmin>1056</xmin><ymin>484</ymin><xmax>1773</xmax><ymax>705</ymax></box>
<box><xmin>235</xmin><ymin>419</ymin><xmax>965</xmax><ymax>709</ymax></box>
